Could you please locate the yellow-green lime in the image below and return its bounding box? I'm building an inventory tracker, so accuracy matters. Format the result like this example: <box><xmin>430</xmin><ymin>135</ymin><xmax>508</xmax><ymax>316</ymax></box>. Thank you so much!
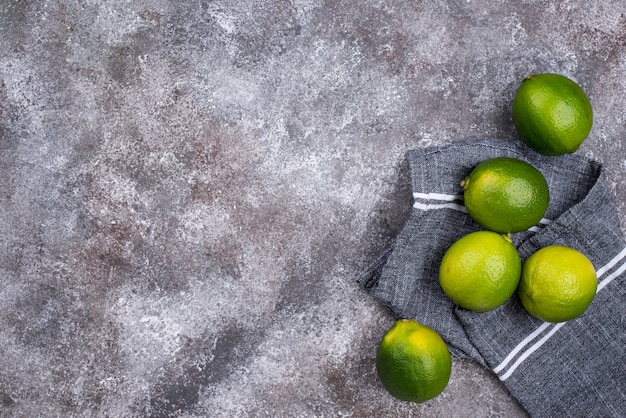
<box><xmin>519</xmin><ymin>245</ymin><xmax>597</xmax><ymax>323</ymax></box>
<box><xmin>512</xmin><ymin>73</ymin><xmax>593</xmax><ymax>155</ymax></box>
<box><xmin>439</xmin><ymin>231</ymin><xmax>521</xmax><ymax>312</ymax></box>
<box><xmin>462</xmin><ymin>157</ymin><xmax>549</xmax><ymax>233</ymax></box>
<box><xmin>376</xmin><ymin>319</ymin><xmax>452</xmax><ymax>403</ymax></box>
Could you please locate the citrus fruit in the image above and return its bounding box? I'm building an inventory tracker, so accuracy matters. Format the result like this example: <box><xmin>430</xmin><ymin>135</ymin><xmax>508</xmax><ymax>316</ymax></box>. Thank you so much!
<box><xmin>462</xmin><ymin>157</ymin><xmax>549</xmax><ymax>233</ymax></box>
<box><xmin>519</xmin><ymin>245</ymin><xmax>597</xmax><ymax>323</ymax></box>
<box><xmin>439</xmin><ymin>231</ymin><xmax>521</xmax><ymax>312</ymax></box>
<box><xmin>376</xmin><ymin>319</ymin><xmax>452</xmax><ymax>403</ymax></box>
<box><xmin>512</xmin><ymin>73</ymin><xmax>593</xmax><ymax>155</ymax></box>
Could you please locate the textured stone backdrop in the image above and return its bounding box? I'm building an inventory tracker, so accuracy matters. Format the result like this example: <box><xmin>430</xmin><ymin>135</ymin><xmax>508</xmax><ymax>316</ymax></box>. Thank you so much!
<box><xmin>1</xmin><ymin>1</ymin><xmax>624</xmax><ymax>416</ymax></box>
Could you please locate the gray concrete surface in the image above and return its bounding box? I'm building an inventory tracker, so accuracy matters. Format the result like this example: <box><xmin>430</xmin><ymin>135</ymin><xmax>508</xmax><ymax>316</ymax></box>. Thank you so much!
<box><xmin>1</xmin><ymin>1</ymin><xmax>624</xmax><ymax>417</ymax></box>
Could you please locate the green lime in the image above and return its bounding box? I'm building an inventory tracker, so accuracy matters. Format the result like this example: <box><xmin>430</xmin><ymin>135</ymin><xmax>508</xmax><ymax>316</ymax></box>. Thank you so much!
<box><xmin>462</xmin><ymin>157</ymin><xmax>549</xmax><ymax>233</ymax></box>
<box><xmin>439</xmin><ymin>231</ymin><xmax>521</xmax><ymax>312</ymax></box>
<box><xmin>519</xmin><ymin>245</ymin><xmax>597</xmax><ymax>323</ymax></box>
<box><xmin>512</xmin><ymin>73</ymin><xmax>593</xmax><ymax>155</ymax></box>
<box><xmin>376</xmin><ymin>319</ymin><xmax>452</xmax><ymax>403</ymax></box>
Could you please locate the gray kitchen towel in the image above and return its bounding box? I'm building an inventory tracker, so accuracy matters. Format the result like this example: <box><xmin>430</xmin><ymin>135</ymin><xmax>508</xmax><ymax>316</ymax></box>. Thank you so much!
<box><xmin>358</xmin><ymin>138</ymin><xmax>626</xmax><ymax>417</ymax></box>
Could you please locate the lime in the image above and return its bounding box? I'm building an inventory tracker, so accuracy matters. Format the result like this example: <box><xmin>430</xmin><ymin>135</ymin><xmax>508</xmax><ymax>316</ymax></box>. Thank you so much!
<box><xmin>439</xmin><ymin>231</ymin><xmax>521</xmax><ymax>312</ymax></box>
<box><xmin>376</xmin><ymin>319</ymin><xmax>452</xmax><ymax>403</ymax></box>
<box><xmin>519</xmin><ymin>245</ymin><xmax>597</xmax><ymax>323</ymax></box>
<box><xmin>512</xmin><ymin>73</ymin><xmax>593</xmax><ymax>155</ymax></box>
<box><xmin>462</xmin><ymin>157</ymin><xmax>549</xmax><ymax>233</ymax></box>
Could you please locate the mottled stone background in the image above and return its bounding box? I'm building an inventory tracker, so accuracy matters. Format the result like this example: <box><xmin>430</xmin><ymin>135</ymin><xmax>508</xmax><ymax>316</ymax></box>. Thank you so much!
<box><xmin>0</xmin><ymin>1</ymin><xmax>624</xmax><ymax>417</ymax></box>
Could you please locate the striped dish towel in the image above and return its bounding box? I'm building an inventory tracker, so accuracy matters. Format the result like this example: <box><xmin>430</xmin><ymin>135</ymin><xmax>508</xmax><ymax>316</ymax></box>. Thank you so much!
<box><xmin>358</xmin><ymin>138</ymin><xmax>625</xmax><ymax>417</ymax></box>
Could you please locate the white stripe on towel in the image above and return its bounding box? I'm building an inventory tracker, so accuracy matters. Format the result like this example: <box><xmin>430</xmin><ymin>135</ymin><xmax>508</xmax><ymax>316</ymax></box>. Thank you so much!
<box><xmin>413</xmin><ymin>192</ymin><xmax>464</xmax><ymax>202</ymax></box>
<box><xmin>494</xmin><ymin>246</ymin><xmax>626</xmax><ymax>381</ymax></box>
<box><xmin>413</xmin><ymin>192</ymin><xmax>465</xmax><ymax>213</ymax></box>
